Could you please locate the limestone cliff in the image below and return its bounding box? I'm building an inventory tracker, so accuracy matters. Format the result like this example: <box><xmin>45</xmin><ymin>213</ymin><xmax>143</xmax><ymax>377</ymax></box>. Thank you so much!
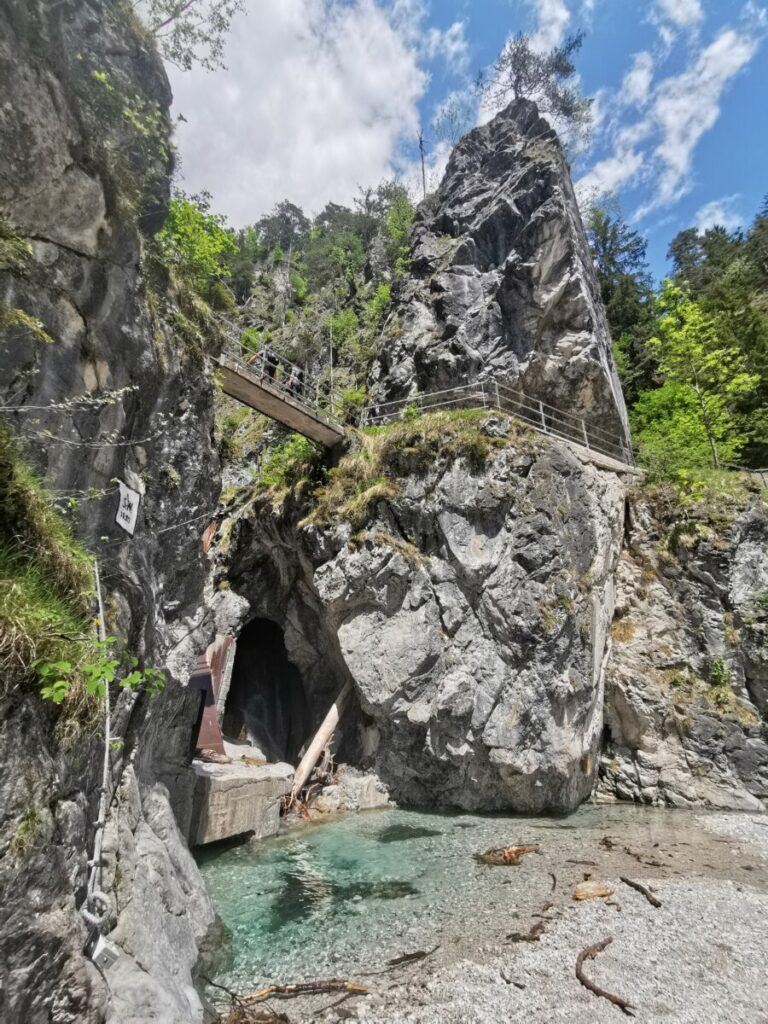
<box><xmin>213</xmin><ymin>416</ymin><xmax>626</xmax><ymax>813</ymax></box>
<box><xmin>1</xmin><ymin>3</ymin><xmax>220</xmax><ymax>1022</ymax></box>
<box><xmin>370</xmin><ymin>99</ymin><xmax>630</xmax><ymax>445</ymax></box>
<box><xmin>599</xmin><ymin>482</ymin><xmax>768</xmax><ymax>810</ymax></box>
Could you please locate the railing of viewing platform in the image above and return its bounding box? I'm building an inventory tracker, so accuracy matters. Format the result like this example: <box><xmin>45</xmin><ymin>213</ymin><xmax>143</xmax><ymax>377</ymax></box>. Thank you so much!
<box><xmin>218</xmin><ymin>319</ymin><xmax>635</xmax><ymax>468</ymax></box>
<box><xmin>362</xmin><ymin>379</ymin><xmax>636</xmax><ymax>468</ymax></box>
<box><xmin>218</xmin><ymin>318</ymin><xmax>347</xmax><ymax>422</ymax></box>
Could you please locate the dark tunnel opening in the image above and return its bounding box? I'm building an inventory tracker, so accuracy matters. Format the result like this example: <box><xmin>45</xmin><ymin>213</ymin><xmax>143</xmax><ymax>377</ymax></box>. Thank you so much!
<box><xmin>222</xmin><ymin>618</ymin><xmax>310</xmax><ymax>764</ymax></box>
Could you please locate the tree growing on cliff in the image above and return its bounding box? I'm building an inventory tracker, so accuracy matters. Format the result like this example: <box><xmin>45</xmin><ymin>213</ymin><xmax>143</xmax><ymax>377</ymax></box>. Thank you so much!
<box><xmin>484</xmin><ymin>32</ymin><xmax>592</xmax><ymax>135</ymax></box>
<box><xmin>156</xmin><ymin>191</ymin><xmax>235</xmax><ymax>299</ymax></box>
<box><xmin>139</xmin><ymin>0</ymin><xmax>244</xmax><ymax>71</ymax></box>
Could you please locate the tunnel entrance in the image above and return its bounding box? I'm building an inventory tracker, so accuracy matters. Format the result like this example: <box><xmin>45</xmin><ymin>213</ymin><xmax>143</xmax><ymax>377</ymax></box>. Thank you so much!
<box><xmin>222</xmin><ymin>618</ymin><xmax>310</xmax><ymax>764</ymax></box>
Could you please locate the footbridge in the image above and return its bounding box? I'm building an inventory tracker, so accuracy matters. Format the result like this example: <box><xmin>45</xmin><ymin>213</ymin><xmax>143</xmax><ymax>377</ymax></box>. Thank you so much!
<box><xmin>217</xmin><ymin>326</ymin><xmax>638</xmax><ymax>474</ymax></box>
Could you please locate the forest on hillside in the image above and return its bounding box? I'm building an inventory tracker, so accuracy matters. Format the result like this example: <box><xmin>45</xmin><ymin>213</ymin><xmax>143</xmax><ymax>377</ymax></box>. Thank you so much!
<box><xmin>154</xmin><ymin>183</ymin><xmax>768</xmax><ymax>478</ymax></box>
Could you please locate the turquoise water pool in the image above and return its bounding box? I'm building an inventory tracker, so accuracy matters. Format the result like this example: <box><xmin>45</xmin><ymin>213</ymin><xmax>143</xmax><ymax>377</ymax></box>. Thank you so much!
<box><xmin>195</xmin><ymin>803</ymin><xmax>693</xmax><ymax>994</ymax></box>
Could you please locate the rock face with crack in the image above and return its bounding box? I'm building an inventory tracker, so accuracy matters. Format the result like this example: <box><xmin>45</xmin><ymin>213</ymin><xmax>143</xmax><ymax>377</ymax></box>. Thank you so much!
<box><xmin>218</xmin><ymin>422</ymin><xmax>627</xmax><ymax>813</ymax></box>
<box><xmin>370</xmin><ymin>98</ymin><xmax>629</xmax><ymax>448</ymax></box>
<box><xmin>599</xmin><ymin>486</ymin><xmax>768</xmax><ymax>810</ymax></box>
<box><xmin>0</xmin><ymin>3</ymin><xmax>220</xmax><ymax>1021</ymax></box>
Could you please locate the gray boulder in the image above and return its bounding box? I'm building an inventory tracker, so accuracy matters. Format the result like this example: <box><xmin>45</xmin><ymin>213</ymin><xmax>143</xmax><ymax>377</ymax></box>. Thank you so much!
<box><xmin>218</xmin><ymin>427</ymin><xmax>627</xmax><ymax>813</ymax></box>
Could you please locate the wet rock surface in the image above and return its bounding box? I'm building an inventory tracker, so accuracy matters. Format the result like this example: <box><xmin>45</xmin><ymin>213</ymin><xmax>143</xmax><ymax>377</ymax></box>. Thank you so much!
<box><xmin>371</xmin><ymin>99</ymin><xmax>629</xmax><ymax>445</ymax></box>
<box><xmin>1</xmin><ymin>3</ymin><xmax>220</xmax><ymax>1021</ymax></box>
<box><xmin>314</xmin><ymin>765</ymin><xmax>393</xmax><ymax>814</ymax></box>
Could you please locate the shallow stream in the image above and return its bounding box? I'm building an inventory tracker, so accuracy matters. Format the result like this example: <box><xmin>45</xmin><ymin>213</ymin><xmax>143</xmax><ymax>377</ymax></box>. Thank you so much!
<box><xmin>196</xmin><ymin>803</ymin><xmax>768</xmax><ymax>1000</ymax></box>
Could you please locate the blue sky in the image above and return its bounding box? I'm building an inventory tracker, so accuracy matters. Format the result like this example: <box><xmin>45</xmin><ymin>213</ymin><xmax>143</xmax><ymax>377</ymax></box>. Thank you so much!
<box><xmin>169</xmin><ymin>0</ymin><xmax>767</xmax><ymax>279</ymax></box>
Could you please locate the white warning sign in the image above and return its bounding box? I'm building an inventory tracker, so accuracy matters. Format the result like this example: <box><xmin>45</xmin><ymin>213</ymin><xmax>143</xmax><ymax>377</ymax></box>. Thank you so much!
<box><xmin>115</xmin><ymin>480</ymin><xmax>140</xmax><ymax>536</ymax></box>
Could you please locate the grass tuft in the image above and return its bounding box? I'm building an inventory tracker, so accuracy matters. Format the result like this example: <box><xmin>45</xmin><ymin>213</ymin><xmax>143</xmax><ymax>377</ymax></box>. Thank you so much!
<box><xmin>0</xmin><ymin>426</ymin><xmax>100</xmax><ymax>724</ymax></box>
<box><xmin>303</xmin><ymin>409</ymin><xmax>527</xmax><ymax>529</ymax></box>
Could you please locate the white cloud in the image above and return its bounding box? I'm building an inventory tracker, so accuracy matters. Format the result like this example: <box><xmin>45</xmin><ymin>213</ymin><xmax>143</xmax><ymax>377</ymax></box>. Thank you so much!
<box><xmin>576</xmin><ymin>147</ymin><xmax>645</xmax><ymax>205</ymax></box>
<box><xmin>529</xmin><ymin>0</ymin><xmax>571</xmax><ymax>53</ymax></box>
<box><xmin>695</xmin><ymin>194</ymin><xmax>744</xmax><ymax>231</ymax></box>
<box><xmin>620</xmin><ymin>52</ymin><xmax>654</xmax><ymax>107</ymax></box>
<box><xmin>424</xmin><ymin>20</ymin><xmax>470</xmax><ymax>72</ymax></box>
<box><xmin>580</xmin><ymin>25</ymin><xmax>760</xmax><ymax>218</ymax></box>
<box><xmin>391</xmin><ymin>0</ymin><xmax>469</xmax><ymax>70</ymax></box>
<box><xmin>646</xmin><ymin>28</ymin><xmax>758</xmax><ymax>210</ymax></box>
<box><xmin>167</xmin><ymin>0</ymin><xmax>428</xmax><ymax>225</ymax></box>
<box><xmin>654</xmin><ymin>0</ymin><xmax>704</xmax><ymax>27</ymax></box>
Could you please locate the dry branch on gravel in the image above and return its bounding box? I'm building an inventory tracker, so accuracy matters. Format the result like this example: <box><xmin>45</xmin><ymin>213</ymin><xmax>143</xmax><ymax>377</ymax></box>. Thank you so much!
<box><xmin>620</xmin><ymin>876</ymin><xmax>662</xmax><ymax>907</ymax></box>
<box><xmin>244</xmin><ymin>981</ymin><xmax>368</xmax><ymax>1003</ymax></box>
<box><xmin>575</xmin><ymin>937</ymin><xmax>635</xmax><ymax>1016</ymax></box>
<box><xmin>507</xmin><ymin>920</ymin><xmax>545</xmax><ymax>943</ymax></box>
<box><xmin>474</xmin><ymin>844</ymin><xmax>540</xmax><ymax>865</ymax></box>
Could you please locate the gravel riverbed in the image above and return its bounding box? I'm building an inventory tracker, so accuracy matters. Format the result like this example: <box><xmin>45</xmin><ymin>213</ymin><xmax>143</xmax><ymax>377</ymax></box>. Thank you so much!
<box><xmin>199</xmin><ymin>807</ymin><xmax>768</xmax><ymax>1024</ymax></box>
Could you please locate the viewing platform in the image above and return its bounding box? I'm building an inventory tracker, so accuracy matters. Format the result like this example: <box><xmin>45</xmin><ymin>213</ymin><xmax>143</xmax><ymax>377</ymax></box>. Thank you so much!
<box><xmin>216</xmin><ymin>319</ymin><xmax>638</xmax><ymax>475</ymax></box>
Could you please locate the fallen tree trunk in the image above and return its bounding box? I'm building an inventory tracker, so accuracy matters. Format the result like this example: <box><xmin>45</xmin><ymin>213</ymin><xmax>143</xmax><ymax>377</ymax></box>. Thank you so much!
<box><xmin>290</xmin><ymin>680</ymin><xmax>353</xmax><ymax>803</ymax></box>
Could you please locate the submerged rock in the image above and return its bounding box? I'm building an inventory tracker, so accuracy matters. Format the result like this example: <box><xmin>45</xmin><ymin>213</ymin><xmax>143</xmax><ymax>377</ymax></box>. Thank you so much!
<box><xmin>314</xmin><ymin>765</ymin><xmax>393</xmax><ymax>814</ymax></box>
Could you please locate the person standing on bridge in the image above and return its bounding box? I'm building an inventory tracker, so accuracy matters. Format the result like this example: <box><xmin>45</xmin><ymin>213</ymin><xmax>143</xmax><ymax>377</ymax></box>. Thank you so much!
<box><xmin>261</xmin><ymin>343</ymin><xmax>277</xmax><ymax>381</ymax></box>
<box><xmin>287</xmin><ymin>365</ymin><xmax>304</xmax><ymax>398</ymax></box>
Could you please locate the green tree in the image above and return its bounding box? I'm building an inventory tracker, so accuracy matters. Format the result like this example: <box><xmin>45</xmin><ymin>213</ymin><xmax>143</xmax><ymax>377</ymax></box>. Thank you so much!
<box><xmin>586</xmin><ymin>204</ymin><xmax>658</xmax><ymax>403</ymax></box>
<box><xmin>484</xmin><ymin>32</ymin><xmax>592</xmax><ymax>136</ymax></box>
<box><xmin>156</xmin><ymin>191</ymin><xmax>236</xmax><ymax>295</ymax></box>
<box><xmin>225</xmin><ymin>225</ymin><xmax>264</xmax><ymax>302</ymax></box>
<box><xmin>305</xmin><ymin>228</ymin><xmax>365</xmax><ymax>291</ymax></box>
<box><xmin>139</xmin><ymin>0</ymin><xmax>245</xmax><ymax>71</ymax></box>
<box><xmin>668</xmin><ymin>225</ymin><xmax>744</xmax><ymax>297</ymax></box>
<box><xmin>255</xmin><ymin>200</ymin><xmax>311</xmax><ymax>253</ymax></box>
<box><xmin>383</xmin><ymin>187</ymin><xmax>415</xmax><ymax>276</ymax></box>
<box><xmin>641</xmin><ymin>282</ymin><xmax>759</xmax><ymax>470</ymax></box>
<box><xmin>631</xmin><ymin>382</ymin><xmax>723</xmax><ymax>477</ymax></box>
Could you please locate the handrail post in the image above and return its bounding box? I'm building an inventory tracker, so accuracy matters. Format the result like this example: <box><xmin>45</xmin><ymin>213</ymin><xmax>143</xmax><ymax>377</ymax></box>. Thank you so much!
<box><xmin>494</xmin><ymin>381</ymin><xmax>500</xmax><ymax>411</ymax></box>
<box><xmin>538</xmin><ymin>400</ymin><xmax>547</xmax><ymax>432</ymax></box>
<box><xmin>480</xmin><ymin>380</ymin><xmax>487</xmax><ymax>409</ymax></box>
<box><xmin>581</xmin><ymin>418</ymin><xmax>590</xmax><ymax>450</ymax></box>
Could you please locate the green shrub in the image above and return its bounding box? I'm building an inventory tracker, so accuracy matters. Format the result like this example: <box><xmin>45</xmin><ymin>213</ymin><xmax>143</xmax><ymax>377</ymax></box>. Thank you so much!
<box><xmin>707</xmin><ymin>656</ymin><xmax>730</xmax><ymax>687</ymax></box>
<box><xmin>155</xmin><ymin>191</ymin><xmax>235</xmax><ymax>294</ymax></box>
<box><xmin>0</xmin><ymin>428</ymin><xmax>165</xmax><ymax>723</ymax></box>
<box><xmin>256</xmin><ymin>435</ymin><xmax>319</xmax><ymax>493</ymax></box>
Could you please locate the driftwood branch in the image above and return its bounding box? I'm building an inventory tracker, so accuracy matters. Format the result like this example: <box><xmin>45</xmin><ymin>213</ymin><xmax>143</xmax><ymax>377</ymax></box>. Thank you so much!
<box><xmin>361</xmin><ymin>945</ymin><xmax>441</xmax><ymax>977</ymax></box>
<box><xmin>243</xmin><ymin>980</ymin><xmax>368</xmax><ymax>1004</ymax></box>
<box><xmin>507</xmin><ymin>920</ymin><xmax>545</xmax><ymax>943</ymax></box>
<box><xmin>290</xmin><ymin>681</ymin><xmax>352</xmax><ymax>803</ymax></box>
<box><xmin>620</xmin><ymin>876</ymin><xmax>662</xmax><ymax>908</ymax></box>
<box><xmin>474</xmin><ymin>844</ymin><xmax>539</xmax><ymax>865</ymax></box>
<box><xmin>575</xmin><ymin>937</ymin><xmax>635</xmax><ymax>1016</ymax></box>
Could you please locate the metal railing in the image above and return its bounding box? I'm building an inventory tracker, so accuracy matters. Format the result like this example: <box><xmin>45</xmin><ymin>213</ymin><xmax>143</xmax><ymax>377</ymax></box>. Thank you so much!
<box><xmin>362</xmin><ymin>379</ymin><xmax>636</xmax><ymax>468</ymax></box>
<box><xmin>217</xmin><ymin>318</ymin><xmax>635</xmax><ymax>469</ymax></box>
<box><xmin>217</xmin><ymin>318</ymin><xmax>347</xmax><ymax>423</ymax></box>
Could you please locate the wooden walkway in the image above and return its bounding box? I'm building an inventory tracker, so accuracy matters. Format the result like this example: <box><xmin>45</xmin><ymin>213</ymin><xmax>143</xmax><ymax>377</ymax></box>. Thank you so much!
<box><xmin>217</xmin><ymin>355</ymin><xmax>345</xmax><ymax>448</ymax></box>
